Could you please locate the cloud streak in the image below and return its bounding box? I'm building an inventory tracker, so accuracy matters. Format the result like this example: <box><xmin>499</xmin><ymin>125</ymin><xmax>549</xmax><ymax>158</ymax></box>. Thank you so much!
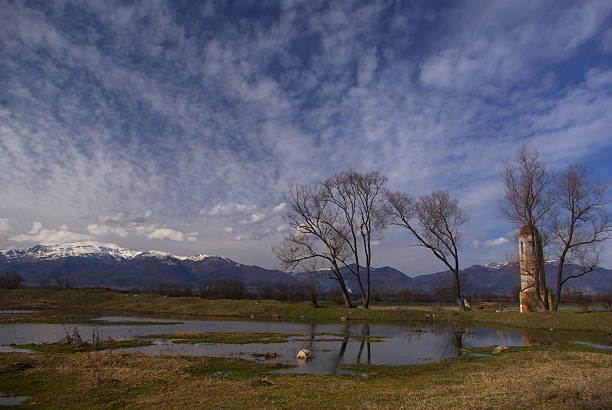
<box><xmin>472</xmin><ymin>238</ymin><xmax>510</xmax><ymax>248</ymax></box>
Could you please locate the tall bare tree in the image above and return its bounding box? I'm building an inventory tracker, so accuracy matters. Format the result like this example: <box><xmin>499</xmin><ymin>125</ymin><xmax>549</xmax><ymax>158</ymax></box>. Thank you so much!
<box><xmin>273</xmin><ymin>183</ymin><xmax>354</xmax><ymax>307</ymax></box>
<box><xmin>322</xmin><ymin>170</ymin><xmax>387</xmax><ymax>308</ymax></box>
<box><xmin>385</xmin><ymin>189</ymin><xmax>470</xmax><ymax>310</ymax></box>
<box><xmin>549</xmin><ymin>164</ymin><xmax>611</xmax><ymax>310</ymax></box>
<box><xmin>499</xmin><ymin>146</ymin><xmax>554</xmax><ymax>311</ymax></box>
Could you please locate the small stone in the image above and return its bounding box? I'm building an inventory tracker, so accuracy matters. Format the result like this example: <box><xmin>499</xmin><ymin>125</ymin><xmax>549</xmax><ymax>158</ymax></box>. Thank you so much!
<box><xmin>102</xmin><ymin>378</ymin><xmax>121</xmax><ymax>387</ymax></box>
<box><xmin>492</xmin><ymin>346</ymin><xmax>509</xmax><ymax>354</ymax></box>
<box><xmin>296</xmin><ymin>349</ymin><xmax>312</xmax><ymax>360</ymax></box>
<box><xmin>264</xmin><ymin>352</ymin><xmax>277</xmax><ymax>359</ymax></box>
<box><xmin>250</xmin><ymin>378</ymin><xmax>273</xmax><ymax>387</ymax></box>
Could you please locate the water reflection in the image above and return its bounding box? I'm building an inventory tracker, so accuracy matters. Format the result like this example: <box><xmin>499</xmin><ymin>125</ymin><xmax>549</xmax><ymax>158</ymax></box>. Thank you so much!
<box><xmin>0</xmin><ymin>314</ymin><xmax>608</xmax><ymax>375</ymax></box>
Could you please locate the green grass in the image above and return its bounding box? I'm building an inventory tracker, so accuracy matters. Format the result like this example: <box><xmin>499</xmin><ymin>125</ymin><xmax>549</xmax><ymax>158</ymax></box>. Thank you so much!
<box><xmin>144</xmin><ymin>331</ymin><xmax>300</xmax><ymax>344</ymax></box>
<box><xmin>1</xmin><ymin>289</ymin><xmax>611</xmax><ymax>333</ymax></box>
<box><xmin>11</xmin><ymin>339</ymin><xmax>153</xmax><ymax>353</ymax></box>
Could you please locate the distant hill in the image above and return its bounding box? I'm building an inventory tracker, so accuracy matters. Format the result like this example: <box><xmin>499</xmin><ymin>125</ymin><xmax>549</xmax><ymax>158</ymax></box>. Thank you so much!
<box><xmin>409</xmin><ymin>262</ymin><xmax>612</xmax><ymax>294</ymax></box>
<box><xmin>1</xmin><ymin>242</ymin><xmax>610</xmax><ymax>294</ymax></box>
<box><xmin>293</xmin><ymin>265</ymin><xmax>414</xmax><ymax>293</ymax></box>
<box><xmin>0</xmin><ymin>242</ymin><xmax>292</xmax><ymax>289</ymax></box>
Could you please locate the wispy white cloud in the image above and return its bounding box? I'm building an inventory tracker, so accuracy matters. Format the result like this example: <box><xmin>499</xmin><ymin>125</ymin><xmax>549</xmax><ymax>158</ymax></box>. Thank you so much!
<box><xmin>419</xmin><ymin>0</ymin><xmax>612</xmax><ymax>91</ymax></box>
<box><xmin>201</xmin><ymin>204</ymin><xmax>257</xmax><ymax>218</ymax></box>
<box><xmin>85</xmin><ymin>211</ymin><xmax>198</xmax><ymax>242</ymax></box>
<box><xmin>0</xmin><ymin>218</ymin><xmax>18</xmax><ymax>234</ymax></box>
<box><xmin>86</xmin><ymin>224</ymin><xmax>129</xmax><ymax>238</ymax></box>
<box><xmin>146</xmin><ymin>228</ymin><xmax>197</xmax><ymax>242</ymax></box>
<box><xmin>10</xmin><ymin>222</ymin><xmax>93</xmax><ymax>244</ymax></box>
<box><xmin>601</xmin><ymin>26</ymin><xmax>612</xmax><ymax>52</ymax></box>
<box><xmin>472</xmin><ymin>237</ymin><xmax>510</xmax><ymax>248</ymax></box>
<box><xmin>201</xmin><ymin>202</ymin><xmax>288</xmax><ymax>241</ymax></box>
<box><xmin>95</xmin><ymin>211</ymin><xmax>152</xmax><ymax>225</ymax></box>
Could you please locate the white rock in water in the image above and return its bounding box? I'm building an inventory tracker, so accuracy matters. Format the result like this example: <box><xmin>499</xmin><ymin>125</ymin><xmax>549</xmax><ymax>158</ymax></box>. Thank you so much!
<box><xmin>296</xmin><ymin>349</ymin><xmax>312</xmax><ymax>360</ymax></box>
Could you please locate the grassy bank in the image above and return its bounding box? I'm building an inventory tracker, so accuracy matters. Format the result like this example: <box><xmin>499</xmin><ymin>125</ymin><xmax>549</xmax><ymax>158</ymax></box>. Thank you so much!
<box><xmin>0</xmin><ymin>344</ymin><xmax>610</xmax><ymax>409</ymax></box>
<box><xmin>1</xmin><ymin>289</ymin><xmax>611</xmax><ymax>333</ymax></box>
<box><xmin>11</xmin><ymin>340</ymin><xmax>153</xmax><ymax>354</ymax></box>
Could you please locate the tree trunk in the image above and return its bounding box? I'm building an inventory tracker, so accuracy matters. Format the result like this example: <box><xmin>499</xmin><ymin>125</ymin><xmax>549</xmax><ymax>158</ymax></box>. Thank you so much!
<box><xmin>553</xmin><ymin>256</ymin><xmax>565</xmax><ymax>311</ymax></box>
<box><xmin>331</xmin><ymin>262</ymin><xmax>353</xmax><ymax>308</ymax></box>
<box><xmin>336</xmin><ymin>274</ymin><xmax>353</xmax><ymax>308</ymax></box>
<box><xmin>364</xmin><ymin>268</ymin><xmax>371</xmax><ymax>309</ymax></box>
<box><xmin>353</xmin><ymin>272</ymin><xmax>367</xmax><ymax>308</ymax></box>
<box><xmin>310</xmin><ymin>291</ymin><xmax>319</xmax><ymax>308</ymax></box>
<box><xmin>452</xmin><ymin>266</ymin><xmax>467</xmax><ymax>311</ymax></box>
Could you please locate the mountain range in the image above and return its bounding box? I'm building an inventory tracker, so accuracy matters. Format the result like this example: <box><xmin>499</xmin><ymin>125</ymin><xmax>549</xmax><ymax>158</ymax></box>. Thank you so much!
<box><xmin>0</xmin><ymin>242</ymin><xmax>610</xmax><ymax>294</ymax></box>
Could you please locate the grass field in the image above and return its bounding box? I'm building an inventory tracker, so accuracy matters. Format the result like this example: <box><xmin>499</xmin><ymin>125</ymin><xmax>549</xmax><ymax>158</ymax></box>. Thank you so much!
<box><xmin>1</xmin><ymin>289</ymin><xmax>611</xmax><ymax>333</ymax></box>
<box><xmin>0</xmin><ymin>344</ymin><xmax>610</xmax><ymax>409</ymax></box>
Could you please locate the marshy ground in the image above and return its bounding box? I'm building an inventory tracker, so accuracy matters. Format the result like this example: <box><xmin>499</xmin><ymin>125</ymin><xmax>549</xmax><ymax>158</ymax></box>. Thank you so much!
<box><xmin>1</xmin><ymin>289</ymin><xmax>610</xmax><ymax>408</ymax></box>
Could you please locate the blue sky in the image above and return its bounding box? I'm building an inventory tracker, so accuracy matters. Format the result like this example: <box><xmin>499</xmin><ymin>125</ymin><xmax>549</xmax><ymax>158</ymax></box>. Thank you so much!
<box><xmin>1</xmin><ymin>0</ymin><xmax>611</xmax><ymax>275</ymax></box>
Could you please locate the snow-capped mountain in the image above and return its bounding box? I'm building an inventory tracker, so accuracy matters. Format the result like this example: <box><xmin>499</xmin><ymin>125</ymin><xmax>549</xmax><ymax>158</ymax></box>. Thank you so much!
<box><xmin>0</xmin><ymin>242</ymin><xmax>290</xmax><ymax>289</ymax></box>
<box><xmin>1</xmin><ymin>242</ymin><xmax>140</xmax><ymax>261</ymax></box>
<box><xmin>0</xmin><ymin>242</ymin><xmax>224</xmax><ymax>262</ymax></box>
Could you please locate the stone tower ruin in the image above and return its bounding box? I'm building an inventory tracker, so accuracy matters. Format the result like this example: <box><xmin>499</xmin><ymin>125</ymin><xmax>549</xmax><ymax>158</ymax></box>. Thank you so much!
<box><xmin>518</xmin><ymin>224</ymin><xmax>550</xmax><ymax>312</ymax></box>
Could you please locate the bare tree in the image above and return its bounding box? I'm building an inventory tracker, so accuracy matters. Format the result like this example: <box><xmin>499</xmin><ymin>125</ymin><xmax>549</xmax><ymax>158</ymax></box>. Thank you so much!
<box><xmin>385</xmin><ymin>189</ymin><xmax>470</xmax><ymax>310</ymax></box>
<box><xmin>198</xmin><ymin>279</ymin><xmax>246</xmax><ymax>299</ymax></box>
<box><xmin>273</xmin><ymin>183</ymin><xmax>354</xmax><ymax>307</ymax></box>
<box><xmin>322</xmin><ymin>170</ymin><xmax>387</xmax><ymax>308</ymax></box>
<box><xmin>55</xmin><ymin>277</ymin><xmax>75</xmax><ymax>290</ymax></box>
<box><xmin>499</xmin><ymin>146</ymin><xmax>554</xmax><ymax>311</ymax></box>
<box><xmin>0</xmin><ymin>272</ymin><xmax>24</xmax><ymax>289</ymax></box>
<box><xmin>549</xmin><ymin>164</ymin><xmax>611</xmax><ymax>310</ymax></box>
<box><xmin>296</xmin><ymin>262</ymin><xmax>323</xmax><ymax>307</ymax></box>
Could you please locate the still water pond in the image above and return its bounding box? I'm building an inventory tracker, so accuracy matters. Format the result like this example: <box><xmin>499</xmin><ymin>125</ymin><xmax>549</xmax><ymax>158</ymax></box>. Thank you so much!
<box><xmin>0</xmin><ymin>312</ymin><xmax>608</xmax><ymax>375</ymax></box>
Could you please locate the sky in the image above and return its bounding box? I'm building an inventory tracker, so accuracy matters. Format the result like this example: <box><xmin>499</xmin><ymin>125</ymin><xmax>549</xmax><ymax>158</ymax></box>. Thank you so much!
<box><xmin>1</xmin><ymin>0</ymin><xmax>611</xmax><ymax>276</ymax></box>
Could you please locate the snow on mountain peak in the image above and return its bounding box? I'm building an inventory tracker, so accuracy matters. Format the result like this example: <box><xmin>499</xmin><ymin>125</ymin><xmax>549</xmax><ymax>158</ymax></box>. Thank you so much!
<box><xmin>484</xmin><ymin>259</ymin><xmax>559</xmax><ymax>270</ymax></box>
<box><xmin>484</xmin><ymin>261</ymin><xmax>510</xmax><ymax>269</ymax></box>
<box><xmin>0</xmin><ymin>242</ymin><xmax>224</xmax><ymax>262</ymax></box>
<box><xmin>180</xmin><ymin>253</ymin><xmax>213</xmax><ymax>261</ymax></box>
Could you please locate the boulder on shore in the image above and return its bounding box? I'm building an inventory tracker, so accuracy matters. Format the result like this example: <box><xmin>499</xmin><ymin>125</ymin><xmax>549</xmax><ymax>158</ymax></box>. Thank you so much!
<box><xmin>492</xmin><ymin>345</ymin><xmax>509</xmax><ymax>354</ymax></box>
